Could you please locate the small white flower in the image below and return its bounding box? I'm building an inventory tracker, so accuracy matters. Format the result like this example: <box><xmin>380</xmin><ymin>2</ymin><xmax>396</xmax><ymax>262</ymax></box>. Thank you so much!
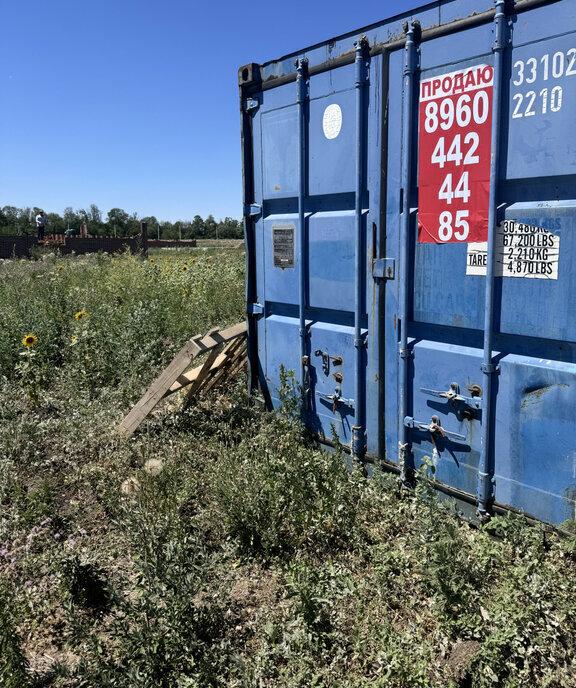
<box><xmin>143</xmin><ymin>459</ymin><xmax>164</xmax><ymax>476</ymax></box>
<box><xmin>120</xmin><ymin>477</ymin><xmax>140</xmax><ymax>496</ymax></box>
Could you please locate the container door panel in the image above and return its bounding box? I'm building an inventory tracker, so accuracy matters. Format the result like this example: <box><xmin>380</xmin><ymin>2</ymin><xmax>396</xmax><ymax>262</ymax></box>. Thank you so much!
<box><xmin>498</xmin><ymin>203</ymin><xmax>576</xmax><ymax>343</ymax></box>
<box><xmin>505</xmin><ymin>31</ymin><xmax>576</xmax><ymax>182</ymax></box>
<box><xmin>394</xmin><ymin>15</ymin><xmax>576</xmax><ymax>524</ymax></box>
<box><xmin>262</xmin><ymin>105</ymin><xmax>298</xmax><ymax>199</ymax></box>
<box><xmin>495</xmin><ymin>355</ymin><xmax>576</xmax><ymax>524</ymax></box>
<box><xmin>252</xmin><ymin>55</ymin><xmax>379</xmax><ymax>450</ymax></box>
<box><xmin>308</xmin><ymin>87</ymin><xmax>356</xmax><ymax>197</ymax></box>
<box><xmin>308</xmin><ymin>211</ymin><xmax>356</xmax><ymax>313</ymax></box>
<box><xmin>403</xmin><ymin>33</ymin><xmax>495</xmax><ymax>492</ymax></box>
<box><xmin>410</xmin><ymin>342</ymin><xmax>483</xmax><ymax>497</ymax></box>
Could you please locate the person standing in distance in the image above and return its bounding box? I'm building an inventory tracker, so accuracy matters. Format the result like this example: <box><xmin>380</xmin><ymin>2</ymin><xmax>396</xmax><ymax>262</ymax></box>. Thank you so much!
<box><xmin>35</xmin><ymin>209</ymin><xmax>46</xmax><ymax>240</ymax></box>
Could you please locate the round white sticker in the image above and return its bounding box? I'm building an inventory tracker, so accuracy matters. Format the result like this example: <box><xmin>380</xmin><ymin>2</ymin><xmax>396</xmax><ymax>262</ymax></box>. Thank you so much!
<box><xmin>322</xmin><ymin>104</ymin><xmax>342</xmax><ymax>140</ymax></box>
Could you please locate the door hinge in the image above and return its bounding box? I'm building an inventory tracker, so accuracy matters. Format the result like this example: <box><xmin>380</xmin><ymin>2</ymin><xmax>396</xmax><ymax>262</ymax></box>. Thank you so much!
<box><xmin>243</xmin><ymin>98</ymin><xmax>260</xmax><ymax>112</ymax></box>
<box><xmin>244</xmin><ymin>203</ymin><xmax>262</xmax><ymax>219</ymax></box>
<box><xmin>247</xmin><ymin>302</ymin><xmax>264</xmax><ymax>315</ymax></box>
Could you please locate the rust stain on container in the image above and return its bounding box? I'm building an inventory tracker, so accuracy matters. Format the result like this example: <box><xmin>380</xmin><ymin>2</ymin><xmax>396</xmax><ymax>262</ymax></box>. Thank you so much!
<box><xmin>521</xmin><ymin>383</ymin><xmax>569</xmax><ymax>408</ymax></box>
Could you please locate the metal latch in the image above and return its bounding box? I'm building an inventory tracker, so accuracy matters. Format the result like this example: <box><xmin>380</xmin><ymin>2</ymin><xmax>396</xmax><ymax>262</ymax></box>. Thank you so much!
<box><xmin>314</xmin><ymin>349</ymin><xmax>343</xmax><ymax>376</ymax></box>
<box><xmin>318</xmin><ymin>388</ymin><xmax>355</xmax><ymax>414</ymax></box>
<box><xmin>420</xmin><ymin>382</ymin><xmax>482</xmax><ymax>409</ymax></box>
<box><xmin>404</xmin><ymin>415</ymin><xmax>466</xmax><ymax>442</ymax></box>
<box><xmin>372</xmin><ymin>258</ymin><xmax>395</xmax><ymax>280</ymax></box>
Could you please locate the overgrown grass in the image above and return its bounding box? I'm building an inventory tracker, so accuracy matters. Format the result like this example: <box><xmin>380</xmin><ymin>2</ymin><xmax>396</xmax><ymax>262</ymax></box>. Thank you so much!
<box><xmin>1</xmin><ymin>249</ymin><xmax>575</xmax><ymax>687</ymax></box>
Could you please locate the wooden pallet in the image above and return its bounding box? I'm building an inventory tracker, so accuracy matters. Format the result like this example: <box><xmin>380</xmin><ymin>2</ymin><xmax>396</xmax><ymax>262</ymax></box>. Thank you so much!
<box><xmin>117</xmin><ymin>321</ymin><xmax>247</xmax><ymax>438</ymax></box>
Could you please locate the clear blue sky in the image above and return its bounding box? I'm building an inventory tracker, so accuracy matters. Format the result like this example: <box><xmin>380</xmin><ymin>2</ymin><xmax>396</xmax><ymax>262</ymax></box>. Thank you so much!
<box><xmin>1</xmin><ymin>0</ymin><xmax>409</xmax><ymax>223</ymax></box>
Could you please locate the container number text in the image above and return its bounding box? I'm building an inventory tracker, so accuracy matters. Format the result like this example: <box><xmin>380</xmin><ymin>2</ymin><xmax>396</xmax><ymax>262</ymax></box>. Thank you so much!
<box><xmin>511</xmin><ymin>48</ymin><xmax>574</xmax><ymax>118</ymax></box>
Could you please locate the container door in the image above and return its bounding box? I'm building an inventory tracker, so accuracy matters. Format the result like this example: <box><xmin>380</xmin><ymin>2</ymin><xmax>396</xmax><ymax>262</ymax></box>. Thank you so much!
<box><xmin>386</xmin><ymin>2</ymin><xmax>576</xmax><ymax>524</ymax></box>
<box><xmin>243</xmin><ymin>50</ymin><xmax>384</xmax><ymax>452</ymax></box>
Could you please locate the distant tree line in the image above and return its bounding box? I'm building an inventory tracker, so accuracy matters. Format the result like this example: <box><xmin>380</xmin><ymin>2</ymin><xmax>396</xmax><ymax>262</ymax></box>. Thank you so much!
<box><xmin>0</xmin><ymin>204</ymin><xmax>244</xmax><ymax>240</ymax></box>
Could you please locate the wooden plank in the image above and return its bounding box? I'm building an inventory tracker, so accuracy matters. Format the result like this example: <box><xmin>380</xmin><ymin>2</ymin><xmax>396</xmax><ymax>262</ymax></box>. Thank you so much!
<box><xmin>117</xmin><ymin>322</ymin><xmax>247</xmax><ymax>437</ymax></box>
<box><xmin>117</xmin><ymin>334</ymin><xmax>203</xmax><ymax>437</ymax></box>
<box><xmin>195</xmin><ymin>338</ymin><xmax>245</xmax><ymax>395</ymax></box>
<box><xmin>189</xmin><ymin>335</ymin><xmax>245</xmax><ymax>398</ymax></box>
<box><xmin>184</xmin><ymin>346</ymin><xmax>222</xmax><ymax>400</ymax></box>
<box><xmin>228</xmin><ymin>351</ymin><xmax>247</xmax><ymax>378</ymax></box>
<box><xmin>166</xmin><ymin>353</ymin><xmax>225</xmax><ymax>396</ymax></box>
<box><xmin>201</xmin><ymin>352</ymin><xmax>245</xmax><ymax>395</ymax></box>
<box><xmin>194</xmin><ymin>321</ymin><xmax>247</xmax><ymax>354</ymax></box>
<box><xmin>172</xmin><ymin>327</ymin><xmax>218</xmax><ymax>388</ymax></box>
<box><xmin>165</xmin><ymin>333</ymin><xmax>246</xmax><ymax>396</ymax></box>
<box><xmin>201</xmin><ymin>341</ymin><xmax>247</xmax><ymax>394</ymax></box>
<box><xmin>168</xmin><ymin>366</ymin><xmax>201</xmax><ymax>394</ymax></box>
<box><xmin>182</xmin><ymin>327</ymin><xmax>221</xmax><ymax>399</ymax></box>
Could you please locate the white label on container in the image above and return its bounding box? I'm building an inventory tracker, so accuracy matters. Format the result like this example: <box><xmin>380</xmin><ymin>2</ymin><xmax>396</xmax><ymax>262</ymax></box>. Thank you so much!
<box><xmin>322</xmin><ymin>104</ymin><xmax>342</xmax><ymax>139</ymax></box>
<box><xmin>466</xmin><ymin>221</ymin><xmax>560</xmax><ymax>279</ymax></box>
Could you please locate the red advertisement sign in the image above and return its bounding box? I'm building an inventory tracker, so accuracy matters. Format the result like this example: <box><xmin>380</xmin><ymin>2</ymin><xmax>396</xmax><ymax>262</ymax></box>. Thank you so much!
<box><xmin>418</xmin><ymin>64</ymin><xmax>493</xmax><ymax>243</ymax></box>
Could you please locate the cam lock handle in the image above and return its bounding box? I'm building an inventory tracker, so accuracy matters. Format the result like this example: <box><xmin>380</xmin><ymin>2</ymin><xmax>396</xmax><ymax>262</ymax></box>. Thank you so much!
<box><xmin>420</xmin><ymin>382</ymin><xmax>482</xmax><ymax>409</ymax></box>
<box><xmin>317</xmin><ymin>388</ymin><xmax>355</xmax><ymax>414</ymax></box>
<box><xmin>404</xmin><ymin>415</ymin><xmax>466</xmax><ymax>442</ymax></box>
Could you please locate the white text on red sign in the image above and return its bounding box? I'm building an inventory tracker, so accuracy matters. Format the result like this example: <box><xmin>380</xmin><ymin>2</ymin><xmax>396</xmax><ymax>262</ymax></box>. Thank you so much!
<box><xmin>418</xmin><ymin>65</ymin><xmax>494</xmax><ymax>244</ymax></box>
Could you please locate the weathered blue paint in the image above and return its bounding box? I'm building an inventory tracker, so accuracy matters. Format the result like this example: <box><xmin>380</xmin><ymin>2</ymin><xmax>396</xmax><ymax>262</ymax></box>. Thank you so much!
<box><xmin>240</xmin><ymin>0</ymin><xmax>576</xmax><ymax>526</ymax></box>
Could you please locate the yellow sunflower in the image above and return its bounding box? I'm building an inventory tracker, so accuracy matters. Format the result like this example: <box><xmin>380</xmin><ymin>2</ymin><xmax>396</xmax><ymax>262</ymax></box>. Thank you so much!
<box><xmin>22</xmin><ymin>334</ymin><xmax>38</xmax><ymax>348</ymax></box>
<box><xmin>75</xmin><ymin>311</ymin><xmax>87</xmax><ymax>321</ymax></box>
<box><xmin>181</xmin><ymin>266</ymin><xmax>187</xmax><ymax>272</ymax></box>
<box><xmin>57</xmin><ymin>265</ymin><xmax>63</xmax><ymax>272</ymax></box>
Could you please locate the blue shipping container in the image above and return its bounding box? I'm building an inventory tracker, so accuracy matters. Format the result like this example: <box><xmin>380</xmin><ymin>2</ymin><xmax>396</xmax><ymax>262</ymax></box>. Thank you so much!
<box><xmin>239</xmin><ymin>0</ymin><xmax>576</xmax><ymax>526</ymax></box>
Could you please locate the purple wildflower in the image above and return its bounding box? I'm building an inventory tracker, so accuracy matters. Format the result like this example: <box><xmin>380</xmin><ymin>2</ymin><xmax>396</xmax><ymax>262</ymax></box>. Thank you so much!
<box><xmin>25</xmin><ymin>580</ymin><xmax>33</xmax><ymax>587</ymax></box>
<box><xmin>54</xmin><ymin>533</ymin><xmax>61</xmax><ymax>540</ymax></box>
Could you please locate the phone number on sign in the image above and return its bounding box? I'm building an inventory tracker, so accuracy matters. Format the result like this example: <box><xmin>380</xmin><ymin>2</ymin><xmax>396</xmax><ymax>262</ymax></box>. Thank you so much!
<box><xmin>418</xmin><ymin>65</ymin><xmax>493</xmax><ymax>244</ymax></box>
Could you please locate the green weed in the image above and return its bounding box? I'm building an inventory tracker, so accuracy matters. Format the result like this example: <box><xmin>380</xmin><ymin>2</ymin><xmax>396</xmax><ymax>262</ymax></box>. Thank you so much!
<box><xmin>1</xmin><ymin>251</ymin><xmax>576</xmax><ymax>687</ymax></box>
<box><xmin>0</xmin><ymin>578</ymin><xmax>31</xmax><ymax>688</ymax></box>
